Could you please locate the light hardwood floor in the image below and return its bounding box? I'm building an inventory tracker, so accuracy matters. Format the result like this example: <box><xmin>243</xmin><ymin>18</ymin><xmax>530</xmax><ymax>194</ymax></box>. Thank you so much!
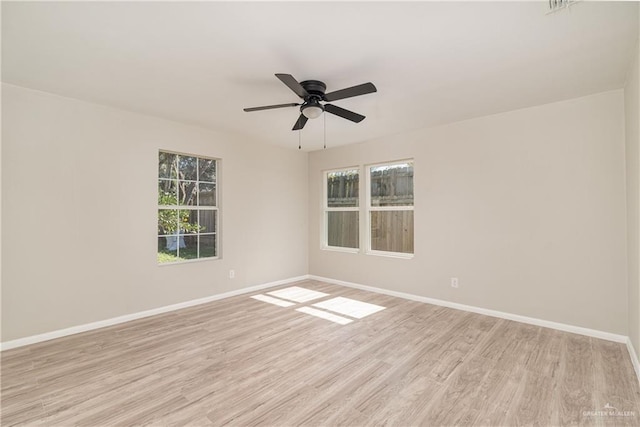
<box><xmin>2</xmin><ymin>280</ymin><xmax>640</xmax><ymax>426</ymax></box>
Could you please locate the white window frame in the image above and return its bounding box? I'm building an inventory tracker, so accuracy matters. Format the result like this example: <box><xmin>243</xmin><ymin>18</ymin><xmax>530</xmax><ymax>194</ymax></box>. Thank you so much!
<box><xmin>322</xmin><ymin>166</ymin><xmax>360</xmax><ymax>253</ymax></box>
<box><xmin>158</xmin><ymin>150</ymin><xmax>220</xmax><ymax>265</ymax></box>
<box><xmin>365</xmin><ymin>159</ymin><xmax>414</xmax><ymax>259</ymax></box>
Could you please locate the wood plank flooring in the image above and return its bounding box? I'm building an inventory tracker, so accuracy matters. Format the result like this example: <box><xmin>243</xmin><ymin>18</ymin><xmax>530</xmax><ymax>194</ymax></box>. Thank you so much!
<box><xmin>2</xmin><ymin>280</ymin><xmax>640</xmax><ymax>426</ymax></box>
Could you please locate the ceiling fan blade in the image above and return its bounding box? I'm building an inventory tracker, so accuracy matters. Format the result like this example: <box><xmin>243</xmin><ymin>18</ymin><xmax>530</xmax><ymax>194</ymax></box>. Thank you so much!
<box><xmin>324</xmin><ymin>82</ymin><xmax>377</xmax><ymax>102</ymax></box>
<box><xmin>276</xmin><ymin>74</ymin><xmax>309</xmax><ymax>99</ymax></box>
<box><xmin>243</xmin><ymin>103</ymin><xmax>300</xmax><ymax>112</ymax></box>
<box><xmin>292</xmin><ymin>114</ymin><xmax>308</xmax><ymax>130</ymax></box>
<box><xmin>324</xmin><ymin>104</ymin><xmax>365</xmax><ymax>123</ymax></box>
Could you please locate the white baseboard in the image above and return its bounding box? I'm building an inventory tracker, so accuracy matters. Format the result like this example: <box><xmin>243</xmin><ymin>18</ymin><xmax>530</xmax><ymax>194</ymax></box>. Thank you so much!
<box><xmin>627</xmin><ymin>338</ymin><xmax>640</xmax><ymax>385</ymax></box>
<box><xmin>3</xmin><ymin>273</ymin><xmax>631</xmax><ymax>354</ymax></box>
<box><xmin>0</xmin><ymin>275</ymin><xmax>309</xmax><ymax>351</ymax></box>
<box><xmin>309</xmin><ymin>275</ymin><xmax>628</xmax><ymax>344</ymax></box>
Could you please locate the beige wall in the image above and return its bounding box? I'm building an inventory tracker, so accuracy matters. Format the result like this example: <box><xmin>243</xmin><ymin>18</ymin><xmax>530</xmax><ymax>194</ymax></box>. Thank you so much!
<box><xmin>626</xmin><ymin>27</ymin><xmax>640</xmax><ymax>359</ymax></box>
<box><xmin>1</xmin><ymin>83</ymin><xmax>634</xmax><ymax>342</ymax></box>
<box><xmin>1</xmin><ymin>84</ymin><xmax>309</xmax><ymax>341</ymax></box>
<box><xmin>309</xmin><ymin>90</ymin><xmax>628</xmax><ymax>335</ymax></box>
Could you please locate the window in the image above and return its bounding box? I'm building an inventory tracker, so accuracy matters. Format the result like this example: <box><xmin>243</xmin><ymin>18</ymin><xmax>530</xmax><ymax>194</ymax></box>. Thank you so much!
<box><xmin>367</xmin><ymin>161</ymin><xmax>414</xmax><ymax>255</ymax></box>
<box><xmin>157</xmin><ymin>151</ymin><xmax>218</xmax><ymax>263</ymax></box>
<box><xmin>324</xmin><ymin>168</ymin><xmax>359</xmax><ymax>250</ymax></box>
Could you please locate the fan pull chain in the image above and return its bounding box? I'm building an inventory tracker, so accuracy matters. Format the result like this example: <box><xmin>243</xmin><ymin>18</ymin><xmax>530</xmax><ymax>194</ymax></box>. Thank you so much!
<box><xmin>323</xmin><ymin>113</ymin><xmax>327</xmax><ymax>149</ymax></box>
<box><xmin>298</xmin><ymin>129</ymin><xmax>301</xmax><ymax>150</ymax></box>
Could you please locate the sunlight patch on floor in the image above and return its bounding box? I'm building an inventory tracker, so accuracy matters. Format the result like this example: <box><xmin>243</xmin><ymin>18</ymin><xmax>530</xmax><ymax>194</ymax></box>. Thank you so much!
<box><xmin>251</xmin><ymin>294</ymin><xmax>295</xmax><ymax>307</ymax></box>
<box><xmin>313</xmin><ymin>297</ymin><xmax>386</xmax><ymax>319</ymax></box>
<box><xmin>296</xmin><ymin>307</ymin><xmax>353</xmax><ymax>325</ymax></box>
<box><xmin>267</xmin><ymin>286</ymin><xmax>329</xmax><ymax>303</ymax></box>
<box><xmin>251</xmin><ymin>288</ymin><xmax>386</xmax><ymax>325</ymax></box>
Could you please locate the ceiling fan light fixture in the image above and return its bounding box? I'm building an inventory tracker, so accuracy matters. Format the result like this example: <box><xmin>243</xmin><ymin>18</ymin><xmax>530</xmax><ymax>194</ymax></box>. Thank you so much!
<box><xmin>302</xmin><ymin>101</ymin><xmax>324</xmax><ymax>119</ymax></box>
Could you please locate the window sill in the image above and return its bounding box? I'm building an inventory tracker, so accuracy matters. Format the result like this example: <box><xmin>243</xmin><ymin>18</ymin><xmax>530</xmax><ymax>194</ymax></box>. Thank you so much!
<box><xmin>321</xmin><ymin>246</ymin><xmax>359</xmax><ymax>254</ymax></box>
<box><xmin>366</xmin><ymin>250</ymin><xmax>414</xmax><ymax>259</ymax></box>
<box><xmin>157</xmin><ymin>256</ymin><xmax>220</xmax><ymax>266</ymax></box>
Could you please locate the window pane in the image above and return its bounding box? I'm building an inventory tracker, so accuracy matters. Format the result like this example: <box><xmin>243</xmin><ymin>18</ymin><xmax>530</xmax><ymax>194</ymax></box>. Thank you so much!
<box><xmin>177</xmin><ymin>155</ymin><xmax>198</xmax><ymax>181</ymax></box>
<box><xmin>178</xmin><ymin>181</ymin><xmax>198</xmax><ymax>206</ymax></box>
<box><xmin>327</xmin><ymin>211</ymin><xmax>359</xmax><ymax>249</ymax></box>
<box><xmin>199</xmin><ymin>158</ymin><xmax>216</xmax><ymax>182</ymax></box>
<box><xmin>158</xmin><ymin>236</ymin><xmax>178</xmax><ymax>263</ymax></box>
<box><xmin>370</xmin><ymin>210</ymin><xmax>414</xmax><ymax>254</ymax></box>
<box><xmin>180</xmin><ymin>235</ymin><xmax>198</xmax><ymax>259</ymax></box>
<box><xmin>158</xmin><ymin>179</ymin><xmax>177</xmax><ymax>205</ymax></box>
<box><xmin>158</xmin><ymin>209</ymin><xmax>179</xmax><ymax>235</ymax></box>
<box><xmin>370</xmin><ymin>162</ymin><xmax>414</xmax><ymax>207</ymax></box>
<box><xmin>327</xmin><ymin>169</ymin><xmax>359</xmax><ymax>207</ymax></box>
<box><xmin>199</xmin><ymin>210</ymin><xmax>216</xmax><ymax>234</ymax></box>
<box><xmin>199</xmin><ymin>183</ymin><xmax>216</xmax><ymax>206</ymax></box>
<box><xmin>178</xmin><ymin>210</ymin><xmax>200</xmax><ymax>235</ymax></box>
<box><xmin>200</xmin><ymin>234</ymin><xmax>217</xmax><ymax>258</ymax></box>
<box><xmin>159</xmin><ymin>152</ymin><xmax>177</xmax><ymax>179</ymax></box>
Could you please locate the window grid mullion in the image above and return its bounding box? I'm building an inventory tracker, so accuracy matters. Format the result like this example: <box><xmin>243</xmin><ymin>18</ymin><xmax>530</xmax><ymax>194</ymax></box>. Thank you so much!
<box><xmin>368</xmin><ymin>206</ymin><xmax>414</xmax><ymax>211</ymax></box>
<box><xmin>326</xmin><ymin>207</ymin><xmax>359</xmax><ymax>212</ymax></box>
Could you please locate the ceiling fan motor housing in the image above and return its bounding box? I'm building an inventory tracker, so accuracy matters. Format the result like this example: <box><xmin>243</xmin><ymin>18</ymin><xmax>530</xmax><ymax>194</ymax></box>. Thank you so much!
<box><xmin>300</xmin><ymin>80</ymin><xmax>327</xmax><ymax>98</ymax></box>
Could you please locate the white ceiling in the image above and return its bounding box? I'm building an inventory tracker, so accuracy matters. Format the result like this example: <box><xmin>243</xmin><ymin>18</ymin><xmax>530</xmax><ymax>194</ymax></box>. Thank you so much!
<box><xmin>2</xmin><ymin>1</ymin><xmax>638</xmax><ymax>151</ymax></box>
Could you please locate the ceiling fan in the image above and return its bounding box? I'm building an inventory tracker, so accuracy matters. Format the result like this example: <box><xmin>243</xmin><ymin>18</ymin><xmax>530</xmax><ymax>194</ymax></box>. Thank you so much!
<box><xmin>243</xmin><ymin>74</ymin><xmax>377</xmax><ymax>130</ymax></box>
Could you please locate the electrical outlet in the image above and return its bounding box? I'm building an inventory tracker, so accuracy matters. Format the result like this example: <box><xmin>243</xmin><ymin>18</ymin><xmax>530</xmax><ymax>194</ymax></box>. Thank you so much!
<box><xmin>451</xmin><ymin>277</ymin><xmax>459</xmax><ymax>288</ymax></box>
<box><xmin>229</xmin><ymin>270</ymin><xmax>235</xmax><ymax>279</ymax></box>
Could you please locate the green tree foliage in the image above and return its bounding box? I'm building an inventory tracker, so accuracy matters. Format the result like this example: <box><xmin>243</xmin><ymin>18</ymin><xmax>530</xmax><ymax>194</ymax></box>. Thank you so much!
<box><xmin>158</xmin><ymin>193</ymin><xmax>202</xmax><ymax>235</ymax></box>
